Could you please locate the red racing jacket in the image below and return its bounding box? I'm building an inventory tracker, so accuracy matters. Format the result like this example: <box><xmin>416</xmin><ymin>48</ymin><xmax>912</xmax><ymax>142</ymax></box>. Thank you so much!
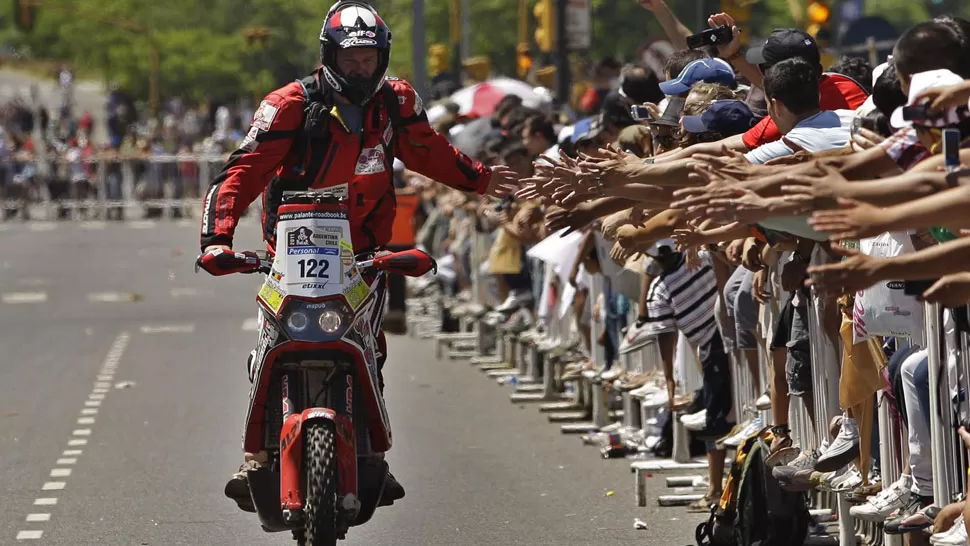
<box><xmin>200</xmin><ymin>70</ymin><xmax>491</xmax><ymax>253</ymax></box>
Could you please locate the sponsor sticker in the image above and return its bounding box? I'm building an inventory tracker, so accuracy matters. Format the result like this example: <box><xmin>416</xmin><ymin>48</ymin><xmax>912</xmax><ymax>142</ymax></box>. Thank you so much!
<box><xmin>258</xmin><ymin>281</ymin><xmax>284</xmax><ymax>313</ymax></box>
<box><xmin>252</xmin><ymin>101</ymin><xmax>279</xmax><ymax>131</ymax></box>
<box><xmin>355</xmin><ymin>147</ymin><xmax>386</xmax><ymax>175</ymax></box>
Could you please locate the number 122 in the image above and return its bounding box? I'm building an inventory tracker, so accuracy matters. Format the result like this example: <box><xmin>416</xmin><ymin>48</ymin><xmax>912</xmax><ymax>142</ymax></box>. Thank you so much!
<box><xmin>298</xmin><ymin>259</ymin><xmax>330</xmax><ymax>278</ymax></box>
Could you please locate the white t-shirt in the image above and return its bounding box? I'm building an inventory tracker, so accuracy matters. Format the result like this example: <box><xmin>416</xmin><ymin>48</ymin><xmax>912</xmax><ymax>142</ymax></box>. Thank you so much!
<box><xmin>743</xmin><ymin>109</ymin><xmax>854</xmax><ymax>165</ymax></box>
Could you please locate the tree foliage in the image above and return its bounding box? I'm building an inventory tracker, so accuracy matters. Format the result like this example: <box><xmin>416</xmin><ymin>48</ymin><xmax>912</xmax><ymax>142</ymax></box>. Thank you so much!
<box><xmin>0</xmin><ymin>0</ymin><xmax>956</xmax><ymax>107</ymax></box>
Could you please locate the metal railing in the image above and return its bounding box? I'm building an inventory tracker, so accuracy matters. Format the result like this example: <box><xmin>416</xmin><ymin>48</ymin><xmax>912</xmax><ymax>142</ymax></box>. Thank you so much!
<box><xmin>0</xmin><ymin>152</ymin><xmax>264</xmax><ymax>222</ymax></box>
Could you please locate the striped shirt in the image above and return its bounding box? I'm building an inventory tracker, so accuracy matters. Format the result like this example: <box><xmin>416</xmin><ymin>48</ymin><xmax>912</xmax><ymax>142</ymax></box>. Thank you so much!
<box><xmin>645</xmin><ymin>253</ymin><xmax>719</xmax><ymax>348</ymax></box>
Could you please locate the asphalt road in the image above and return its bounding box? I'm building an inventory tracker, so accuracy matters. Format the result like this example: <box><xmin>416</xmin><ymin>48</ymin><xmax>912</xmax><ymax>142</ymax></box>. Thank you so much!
<box><xmin>0</xmin><ymin>219</ymin><xmax>703</xmax><ymax>545</ymax></box>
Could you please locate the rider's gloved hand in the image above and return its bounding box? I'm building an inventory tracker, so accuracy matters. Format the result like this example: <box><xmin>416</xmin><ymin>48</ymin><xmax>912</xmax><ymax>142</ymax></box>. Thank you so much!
<box><xmin>196</xmin><ymin>246</ymin><xmax>261</xmax><ymax>276</ymax></box>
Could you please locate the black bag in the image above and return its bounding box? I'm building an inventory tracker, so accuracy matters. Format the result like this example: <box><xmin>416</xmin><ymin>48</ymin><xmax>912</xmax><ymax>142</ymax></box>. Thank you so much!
<box><xmin>697</xmin><ymin>431</ymin><xmax>811</xmax><ymax>546</ymax></box>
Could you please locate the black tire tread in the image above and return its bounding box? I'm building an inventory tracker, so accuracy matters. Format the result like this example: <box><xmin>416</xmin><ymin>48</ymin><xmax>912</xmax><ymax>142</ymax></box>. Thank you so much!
<box><xmin>301</xmin><ymin>421</ymin><xmax>338</xmax><ymax>546</ymax></box>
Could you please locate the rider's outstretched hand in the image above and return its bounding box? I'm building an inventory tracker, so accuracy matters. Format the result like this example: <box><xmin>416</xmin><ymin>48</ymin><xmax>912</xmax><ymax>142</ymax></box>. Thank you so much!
<box><xmin>196</xmin><ymin>247</ymin><xmax>262</xmax><ymax>276</ymax></box>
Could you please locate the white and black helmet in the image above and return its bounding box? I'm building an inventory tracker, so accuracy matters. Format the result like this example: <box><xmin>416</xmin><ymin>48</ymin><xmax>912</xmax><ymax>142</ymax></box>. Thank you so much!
<box><xmin>320</xmin><ymin>1</ymin><xmax>392</xmax><ymax>106</ymax></box>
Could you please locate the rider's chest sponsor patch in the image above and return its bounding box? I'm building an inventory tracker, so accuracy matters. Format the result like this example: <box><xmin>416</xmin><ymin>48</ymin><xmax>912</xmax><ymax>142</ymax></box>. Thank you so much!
<box><xmin>355</xmin><ymin>146</ymin><xmax>386</xmax><ymax>175</ymax></box>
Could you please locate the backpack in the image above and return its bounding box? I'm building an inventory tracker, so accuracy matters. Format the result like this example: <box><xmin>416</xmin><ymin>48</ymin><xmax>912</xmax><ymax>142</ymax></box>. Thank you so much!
<box><xmin>261</xmin><ymin>71</ymin><xmax>406</xmax><ymax>243</ymax></box>
<box><xmin>294</xmin><ymin>71</ymin><xmax>405</xmax><ymax>150</ymax></box>
<box><xmin>696</xmin><ymin>428</ymin><xmax>811</xmax><ymax>546</ymax></box>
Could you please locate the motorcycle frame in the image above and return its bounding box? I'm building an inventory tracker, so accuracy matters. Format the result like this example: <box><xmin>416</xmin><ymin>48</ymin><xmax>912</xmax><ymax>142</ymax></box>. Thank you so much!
<box><xmin>244</xmin><ymin>268</ymin><xmax>391</xmax><ymax>532</ymax></box>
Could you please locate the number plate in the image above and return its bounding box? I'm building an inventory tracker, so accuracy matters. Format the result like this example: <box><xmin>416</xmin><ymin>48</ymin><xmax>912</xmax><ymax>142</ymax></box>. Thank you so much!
<box><xmin>277</xmin><ymin>210</ymin><xmax>354</xmax><ymax>299</ymax></box>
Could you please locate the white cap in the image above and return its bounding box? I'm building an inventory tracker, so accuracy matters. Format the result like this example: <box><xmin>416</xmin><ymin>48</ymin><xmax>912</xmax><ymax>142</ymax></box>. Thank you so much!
<box><xmin>890</xmin><ymin>69</ymin><xmax>966</xmax><ymax>129</ymax></box>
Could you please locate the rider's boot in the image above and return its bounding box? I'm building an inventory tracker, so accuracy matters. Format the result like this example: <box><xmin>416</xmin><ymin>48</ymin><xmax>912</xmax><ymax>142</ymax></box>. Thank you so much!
<box><xmin>224</xmin><ymin>451</ymin><xmax>267</xmax><ymax>513</ymax></box>
<box><xmin>380</xmin><ymin>471</ymin><xmax>406</xmax><ymax>506</ymax></box>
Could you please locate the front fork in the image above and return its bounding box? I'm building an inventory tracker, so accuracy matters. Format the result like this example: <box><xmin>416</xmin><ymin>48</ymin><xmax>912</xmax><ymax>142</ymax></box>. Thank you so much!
<box><xmin>279</xmin><ymin>371</ymin><xmax>360</xmax><ymax>514</ymax></box>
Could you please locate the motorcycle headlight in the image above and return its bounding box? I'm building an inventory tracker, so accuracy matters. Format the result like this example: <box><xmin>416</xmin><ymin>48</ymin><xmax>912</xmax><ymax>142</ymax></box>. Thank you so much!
<box><xmin>318</xmin><ymin>310</ymin><xmax>342</xmax><ymax>333</ymax></box>
<box><xmin>287</xmin><ymin>311</ymin><xmax>310</xmax><ymax>332</ymax></box>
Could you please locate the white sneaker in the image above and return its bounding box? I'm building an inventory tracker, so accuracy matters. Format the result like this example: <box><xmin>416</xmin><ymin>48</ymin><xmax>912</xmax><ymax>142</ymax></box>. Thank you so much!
<box><xmin>815</xmin><ymin>415</ymin><xmax>860</xmax><ymax>472</ymax></box>
<box><xmin>630</xmin><ymin>383</ymin><xmax>661</xmax><ymax>399</ymax></box>
<box><xmin>683</xmin><ymin>410</ymin><xmax>708</xmax><ymax>432</ymax></box>
<box><xmin>496</xmin><ymin>290</ymin><xmax>533</xmax><ymax>313</ymax></box>
<box><xmin>931</xmin><ymin>516</ymin><xmax>968</xmax><ymax>546</ymax></box>
<box><xmin>723</xmin><ymin>417</ymin><xmax>763</xmax><ymax>449</ymax></box>
<box><xmin>755</xmin><ymin>392</ymin><xmax>771</xmax><ymax>410</ymax></box>
<box><xmin>849</xmin><ymin>474</ymin><xmax>912</xmax><ymax>522</ymax></box>
<box><xmin>641</xmin><ymin>391</ymin><xmax>669</xmax><ymax>408</ymax></box>
<box><xmin>600</xmin><ymin>367</ymin><xmax>624</xmax><ymax>381</ymax></box>
<box><xmin>680</xmin><ymin>409</ymin><xmax>706</xmax><ymax>427</ymax></box>
<box><xmin>618</xmin><ymin>321</ymin><xmax>668</xmax><ymax>355</ymax></box>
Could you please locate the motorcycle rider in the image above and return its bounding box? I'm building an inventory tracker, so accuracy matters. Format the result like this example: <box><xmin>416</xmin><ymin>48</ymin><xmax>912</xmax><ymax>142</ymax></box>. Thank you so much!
<box><xmin>199</xmin><ymin>0</ymin><xmax>519</xmax><ymax>512</ymax></box>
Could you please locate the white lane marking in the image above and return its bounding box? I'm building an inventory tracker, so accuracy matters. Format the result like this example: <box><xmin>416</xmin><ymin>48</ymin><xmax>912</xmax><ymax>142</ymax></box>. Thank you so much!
<box><xmin>2</xmin><ymin>292</ymin><xmax>47</xmax><ymax>304</ymax></box>
<box><xmin>242</xmin><ymin>318</ymin><xmax>260</xmax><ymax>331</ymax></box>
<box><xmin>16</xmin><ymin>332</ymin><xmax>131</xmax><ymax>543</ymax></box>
<box><xmin>97</xmin><ymin>375</ymin><xmax>113</xmax><ymax>381</ymax></box>
<box><xmin>140</xmin><ymin>324</ymin><xmax>195</xmax><ymax>334</ymax></box>
<box><xmin>91</xmin><ymin>388</ymin><xmax>109</xmax><ymax>394</ymax></box>
<box><xmin>169</xmin><ymin>288</ymin><xmax>212</xmax><ymax>298</ymax></box>
<box><xmin>87</xmin><ymin>292</ymin><xmax>138</xmax><ymax>303</ymax></box>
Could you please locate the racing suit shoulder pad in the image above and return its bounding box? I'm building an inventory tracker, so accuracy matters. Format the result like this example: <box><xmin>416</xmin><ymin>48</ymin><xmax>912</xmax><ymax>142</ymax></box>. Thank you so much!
<box><xmin>386</xmin><ymin>78</ymin><xmax>425</xmax><ymax>119</ymax></box>
<box><xmin>250</xmin><ymin>83</ymin><xmax>305</xmax><ymax>132</ymax></box>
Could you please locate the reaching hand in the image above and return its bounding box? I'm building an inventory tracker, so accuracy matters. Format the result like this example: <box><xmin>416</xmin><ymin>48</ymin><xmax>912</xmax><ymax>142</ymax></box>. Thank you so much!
<box><xmin>485</xmin><ymin>165</ymin><xmax>520</xmax><ymax>198</ymax></box>
<box><xmin>920</xmin><ymin>272</ymin><xmax>970</xmax><ymax>307</ymax></box>
<box><xmin>808</xmin><ymin>198</ymin><xmax>888</xmax><ymax>241</ymax></box>
<box><xmin>805</xmin><ymin>245</ymin><xmax>884</xmax><ymax>296</ymax></box>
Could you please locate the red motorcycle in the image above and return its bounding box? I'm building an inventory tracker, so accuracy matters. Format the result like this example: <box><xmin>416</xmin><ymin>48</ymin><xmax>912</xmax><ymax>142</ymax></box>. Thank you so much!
<box><xmin>196</xmin><ymin>192</ymin><xmax>436</xmax><ymax>545</ymax></box>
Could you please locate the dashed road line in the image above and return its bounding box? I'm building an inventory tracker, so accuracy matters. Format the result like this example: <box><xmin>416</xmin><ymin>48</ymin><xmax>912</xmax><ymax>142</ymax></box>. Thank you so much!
<box><xmin>2</xmin><ymin>292</ymin><xmax>48</xmax><ymax>304</ymax></box>
<box><xmin>15</xmin><ymin>331</ymin><xmax>130</xmax><ymax>542</ymax></box>
<box><xmin>140</xmin><ymin>324</ymin><xmax>195</xmax><ymax>334</ymax></box>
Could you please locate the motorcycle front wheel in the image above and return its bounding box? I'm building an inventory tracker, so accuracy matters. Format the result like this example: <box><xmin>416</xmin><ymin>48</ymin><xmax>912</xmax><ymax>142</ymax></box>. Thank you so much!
<box><xmin>296</xmin><ymin>421</ymin><xmax>338</xmax><ymax>546</ymax></box>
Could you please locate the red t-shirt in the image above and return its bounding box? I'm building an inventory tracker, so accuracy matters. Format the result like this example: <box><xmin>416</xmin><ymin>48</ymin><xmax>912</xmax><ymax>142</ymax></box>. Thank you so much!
<box><xmin>741</xmin><ymin>73</ymin><xmax>869</xmax><ymax>149</ymax></box>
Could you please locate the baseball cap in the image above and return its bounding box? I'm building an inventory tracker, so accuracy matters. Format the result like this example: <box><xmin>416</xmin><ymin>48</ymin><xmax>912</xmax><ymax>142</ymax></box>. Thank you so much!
<box><xmin>646</xmin><ymin>238</ymin><xmax>675</xmax><ymax>258</ymax></box>
<box><xmin>745</xmin><ymin>29</ymin><xmax>820</xmax><ymax>67</ymax></box>
<box><xmin>890</xmin><ymin>69</ymin><xmax>969</xmax><ymax>129</ymax></box>
<box><xmin>659</xmin><ymin>58</ymin><xmax>736</xmax><ymax>96</ymax></box>
<box><xmin>649</xmin><ymin>96</ymin><xmax>686</xmax><ymax>128</ymax></box>
<box><xmin>681</xmin><ymin>100</ymin><xmax>757</xmax><ymax>136</ymax></box>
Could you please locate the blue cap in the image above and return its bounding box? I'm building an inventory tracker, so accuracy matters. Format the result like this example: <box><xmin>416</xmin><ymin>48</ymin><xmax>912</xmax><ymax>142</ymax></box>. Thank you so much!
<box><xmin>659</xmin><ymin>57</ymin><xmax>736</xmax><ymax>96</ymax></box>
<box><xmin>570</xmin><ymin>117</ymin><xmax>596</xmax><ymax>143</ymax></box>
<box><xmin>681</xmin><ymin>100</ymin><xmax>757</xmax><ymax>136</ymax></box>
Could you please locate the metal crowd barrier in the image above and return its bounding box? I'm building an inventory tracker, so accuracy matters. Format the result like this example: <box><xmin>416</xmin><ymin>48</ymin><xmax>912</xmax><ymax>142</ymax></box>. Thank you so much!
<box><xmin>0</xmin><ymin>153</ymin><xmax>264</xmax><ymax>221</ymax></box>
